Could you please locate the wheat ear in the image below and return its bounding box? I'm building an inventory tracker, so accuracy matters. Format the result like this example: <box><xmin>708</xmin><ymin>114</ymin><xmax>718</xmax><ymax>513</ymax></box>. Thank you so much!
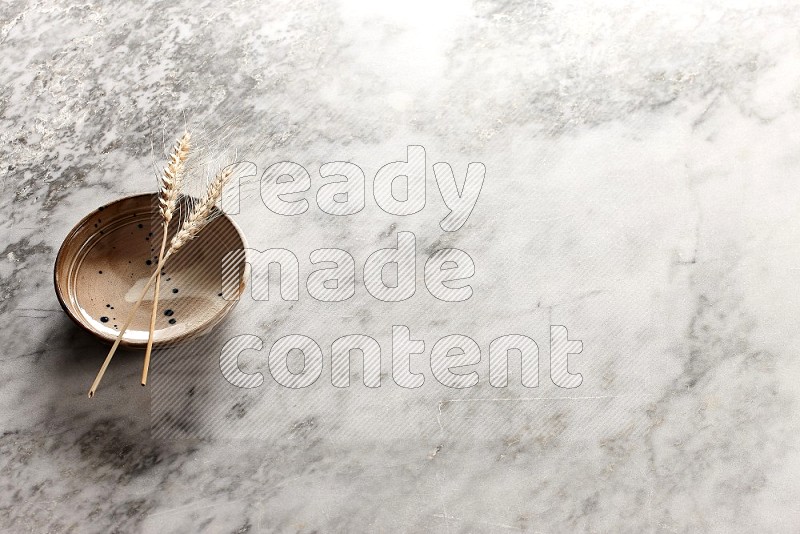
<box><xmin>142</xmin><ymin>133</ymin><xmax>191</xmax><ymax>386</ymax></box>
<box><xmin>140</xmin><ymin>165</ymin><xmax>234</xmax><ymax>386</ymax></box>
<box><xmin>164</xmin><ymin>166</ymin><xmax>234</xmax><ymax>258</ymax></box>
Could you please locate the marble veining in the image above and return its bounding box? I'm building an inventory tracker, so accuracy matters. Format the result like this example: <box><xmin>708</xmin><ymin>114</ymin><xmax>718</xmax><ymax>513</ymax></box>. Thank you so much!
<box><xmin>1</xmin><ymin>0</ymin><xmax>800</xmax><ymax>532</ymax></box>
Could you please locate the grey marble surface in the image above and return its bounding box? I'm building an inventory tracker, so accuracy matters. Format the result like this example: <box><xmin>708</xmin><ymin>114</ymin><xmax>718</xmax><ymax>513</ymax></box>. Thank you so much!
<box><xmin>2</xmin><ymin>0</ymin><xmax>800</xmax><ymax>532</ymax></box>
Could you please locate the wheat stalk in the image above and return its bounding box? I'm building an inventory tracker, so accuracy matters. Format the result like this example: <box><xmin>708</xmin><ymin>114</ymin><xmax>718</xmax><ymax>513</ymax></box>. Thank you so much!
<box><xmin>89</xmin><ymin>133</ymin><xmax>191</xmax><ymax>398</ymax></box>
<box><xmin>138</xmin><ymin>165</ymin><xmax>235</xmax><ymax>386</ymax></box>
<box><xmin>142</xmin><ymin>132</ymin><xmax>191</xmax><ymax>386</ymax></box>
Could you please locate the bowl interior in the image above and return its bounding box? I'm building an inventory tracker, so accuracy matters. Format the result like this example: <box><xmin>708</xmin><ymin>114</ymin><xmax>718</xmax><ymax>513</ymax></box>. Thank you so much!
<box><xmin>54</xmin><ymin>194</ymin><xmax>246</xmax><ymax>348</ymax></box>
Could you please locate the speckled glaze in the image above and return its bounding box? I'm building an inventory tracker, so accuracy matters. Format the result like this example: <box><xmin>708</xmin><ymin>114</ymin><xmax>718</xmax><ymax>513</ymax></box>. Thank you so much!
<box><xmin>54</xmin><ymin>194</ymin><xmax>247</xmax><ymax>347</ymax></box>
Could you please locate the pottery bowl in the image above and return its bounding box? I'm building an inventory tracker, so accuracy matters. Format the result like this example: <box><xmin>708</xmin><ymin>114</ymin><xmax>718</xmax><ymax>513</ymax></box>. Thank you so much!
<box><xmin>54</xmin><ymin>194</ymin><xmax>247</xmax><ymax>348</ymax></box>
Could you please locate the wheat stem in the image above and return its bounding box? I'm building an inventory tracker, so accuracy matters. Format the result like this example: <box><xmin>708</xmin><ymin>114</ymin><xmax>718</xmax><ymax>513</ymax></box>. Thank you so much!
<box><xmin>87</xmin><ymin>268</ymin><xmax>160</xmax><ymax>398</ymax></box>
<box><xmin>141</xmin><ymin>231</ymin><xmax>169</xmax><ymax>386</ymax></box>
